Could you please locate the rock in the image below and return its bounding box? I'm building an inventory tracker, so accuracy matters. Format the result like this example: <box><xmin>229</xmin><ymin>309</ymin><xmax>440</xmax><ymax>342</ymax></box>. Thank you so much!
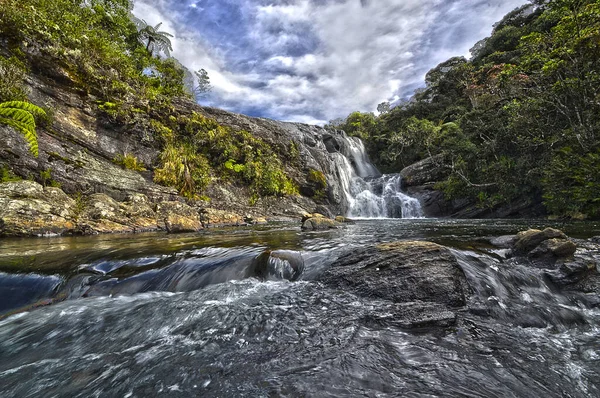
<box><xmin>320</xmin><ymin>241</ymin><xmax>469</xmax><ymax>328</ymax></box>
<box><xmin>529</xmin><ymin>238</ymin><xmax>577</xmax><ymax>259</ymax></box>
<box><xmin>514</xmin><ymin>228</ymin><xmax>568</xmax><ymax>253</ymax></box>
<box><xmin>490</xmin><ymin>235</ymin><xmax>517</xmax><ymax>248</ymax></box>
<box><xmin>244</xmin><ymin>215</ymin><xmax>268</xmax><ymax>225</ymax></box>
<box><xmin>301</xmin><ymin>217</ymin><xmax>341</xmax><ymax>231</ymax></box>
<box><xmin>0</xmin><ymin>181</ymin><xmax>77</xmax><ymax>237</ymax></box>
<box><xmin>156</xmin><ymin>202</ymin><xmax>203</xmax><ymax>233</ymax></box>
<box><xmin>199</xmin><ymin>208</ymin><xmax>244</xmax><ymax>228</ymax></box>
<box><xmin>361</xmin><ymin>302</ymin><xmax>457</xmax><ymax>329</ymax></box>
<box><xmin>400</xmin><ymin>155</ymin><xmax>447</xmax><ymax>188</ymax></box>
<box><xmin>334</xmin><ymin>216</ymin><xmax>354</xmax><ymax>223</ymax></box>
<box><xmin>252</xmin><ymin>250</ymin><xmax>305</xmax><ymax>281</ymax></box>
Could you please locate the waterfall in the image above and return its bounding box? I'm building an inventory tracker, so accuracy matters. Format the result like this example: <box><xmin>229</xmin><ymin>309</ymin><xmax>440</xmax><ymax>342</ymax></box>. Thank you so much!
<box><xmin>331</xmin><ymin>135</ymin><xmax>423</xmax><ymax>219</ymax></box>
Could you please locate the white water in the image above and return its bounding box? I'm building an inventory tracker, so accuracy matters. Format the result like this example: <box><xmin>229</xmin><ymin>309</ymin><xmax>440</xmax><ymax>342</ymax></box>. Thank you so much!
<box><xmin>333</xmin><ymin>135</ymin><xmax>423</xmax><ymax>219</ymax></box>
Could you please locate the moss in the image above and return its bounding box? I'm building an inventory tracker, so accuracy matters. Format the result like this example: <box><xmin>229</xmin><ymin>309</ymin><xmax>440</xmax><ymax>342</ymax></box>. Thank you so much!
<box><xmin>0</xmin><ymin>165</ymin><xmax>21</xmax><ymax>182</ymax></box>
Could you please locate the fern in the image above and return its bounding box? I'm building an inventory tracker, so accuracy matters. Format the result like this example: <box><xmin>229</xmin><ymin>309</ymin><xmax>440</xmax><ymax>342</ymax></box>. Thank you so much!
<box><xmin>0</xmin><ymin>101</ymin><xmax>46</xmax><ymax>157</ymax></box>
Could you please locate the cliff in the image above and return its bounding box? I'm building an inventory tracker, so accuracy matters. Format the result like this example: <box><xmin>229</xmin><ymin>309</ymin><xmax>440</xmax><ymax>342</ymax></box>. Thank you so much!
<box><xmin>0</xmin><ymin>54</ymin><xmax>356</xmax><ymax>236</ymax></box>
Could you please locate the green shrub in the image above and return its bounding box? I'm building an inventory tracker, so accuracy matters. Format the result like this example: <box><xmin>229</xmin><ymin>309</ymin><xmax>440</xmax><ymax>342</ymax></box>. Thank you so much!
<box><xmin>113</xmin><ymin>153</ymin><xmax>146</xmax><ymax>171</ymax></box>
<box><xmin>39</xmin><ymin>168</ymin><xmax>60</xmax><ymax>187</ymax></box>
<box><xmin>154</xmin><ymin>143</ymin><xmax>211</xmax><ymax>199</ymax></box>
<box><xmin>307</xmin><ymin>169</ymin><xmax>327</xmax><ymax>200</ymax></box>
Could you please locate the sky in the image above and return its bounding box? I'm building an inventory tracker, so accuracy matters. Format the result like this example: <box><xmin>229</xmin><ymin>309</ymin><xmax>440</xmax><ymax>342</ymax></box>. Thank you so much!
<box><xmin>133</xmin><ymin>0</ymin><xmax>528</xmax><ymax>125</ymax></box>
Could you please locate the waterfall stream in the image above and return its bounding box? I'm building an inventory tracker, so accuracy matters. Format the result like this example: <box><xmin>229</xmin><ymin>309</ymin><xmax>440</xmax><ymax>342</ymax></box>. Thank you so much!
<box><xmin>332</xmin><ymin>135</ymin><xmax>423</xmax><ymax>219</ymax></box>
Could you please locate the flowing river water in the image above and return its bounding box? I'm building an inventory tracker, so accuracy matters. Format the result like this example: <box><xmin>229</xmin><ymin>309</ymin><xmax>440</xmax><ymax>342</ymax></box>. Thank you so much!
<box><xmin>1</xmin><ymin>219</ymin><xmax>600</xmax><ymax>397</ymax></box>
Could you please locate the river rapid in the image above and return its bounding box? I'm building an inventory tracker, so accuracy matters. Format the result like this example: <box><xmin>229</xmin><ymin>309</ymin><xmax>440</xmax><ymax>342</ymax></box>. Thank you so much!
<box><xmin>1</xmin><ymin>219</ymin><xmax>600</xmax><ymax>397</ymax></box>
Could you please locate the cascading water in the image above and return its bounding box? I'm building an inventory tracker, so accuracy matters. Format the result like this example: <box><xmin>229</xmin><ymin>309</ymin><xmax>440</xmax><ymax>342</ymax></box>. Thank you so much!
<box><xmin>332</xmin><ymin>135</ymin><xmax>423</xmax><ymax>219</ymax></box>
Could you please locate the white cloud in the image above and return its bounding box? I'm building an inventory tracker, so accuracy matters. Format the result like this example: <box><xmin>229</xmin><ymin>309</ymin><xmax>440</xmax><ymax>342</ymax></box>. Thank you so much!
<box><xmin>134</xmin><ymin>0</ymin><xmax>528</xmax><ymax>125</ymax></box>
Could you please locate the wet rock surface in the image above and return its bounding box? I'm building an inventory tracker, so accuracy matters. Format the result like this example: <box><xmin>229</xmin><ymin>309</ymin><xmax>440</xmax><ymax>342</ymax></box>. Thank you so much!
<box><xmin>320</xmin><ymin>240</ymin><xmax>469</xmax><ymax>328</ymax></box>
<box><xmin>494</xmin><ymin>228</ymin><xmax>600</xmax><ymax>296</ymax></box>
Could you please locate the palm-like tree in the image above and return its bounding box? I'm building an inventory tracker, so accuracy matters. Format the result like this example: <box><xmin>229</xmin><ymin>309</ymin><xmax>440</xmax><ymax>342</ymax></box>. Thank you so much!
<box><xmin>133</xmin><ymin>18</ymin><xmax>174</xmax><ymax>57</ymax></box>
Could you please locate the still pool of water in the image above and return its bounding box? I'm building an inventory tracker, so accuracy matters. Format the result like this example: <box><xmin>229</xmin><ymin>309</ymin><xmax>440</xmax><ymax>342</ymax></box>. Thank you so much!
<box><xmin>0</xmin><ymin>219</ymin><xmax>599</xmax><ymax>397</ymax></box>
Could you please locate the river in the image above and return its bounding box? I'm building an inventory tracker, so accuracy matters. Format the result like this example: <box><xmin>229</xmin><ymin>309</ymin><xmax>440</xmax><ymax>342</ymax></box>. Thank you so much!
<box><xmin>1</xmin><ymin>219</ymin><xmax>599</xmax><ymax>397</ymax></box>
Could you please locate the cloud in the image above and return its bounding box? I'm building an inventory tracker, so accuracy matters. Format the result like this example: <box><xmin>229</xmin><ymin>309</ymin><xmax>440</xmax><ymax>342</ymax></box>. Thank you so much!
<box><xmin>133</xmin><ymin>0</ymin><xmax>528</xmax><ymax>124</ymax></box>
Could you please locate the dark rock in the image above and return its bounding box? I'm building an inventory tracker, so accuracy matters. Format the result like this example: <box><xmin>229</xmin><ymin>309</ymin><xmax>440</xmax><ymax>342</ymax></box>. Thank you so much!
<box><xmin>400</xmin><ymin>155</ymin><xmax>447</xmax><ymax>188</ymax></box>
<box><xmin>252</xmin><ymin>250</ymin><xmax>305</xmax><ymax>281</ymax></box>
<box><xmin>514</xmin><ymin>228</ymin><xmax>568</xmax><ymax>253</ymax></box>
<box><xmin>320</xmin><ymin>241</ymin><xmax>469</xmax><ymax>327</ymax></box>
<box><xmin>360</xmin><ymin>302</ymin><xmax>457</xmax><ymax>329</ymax></box>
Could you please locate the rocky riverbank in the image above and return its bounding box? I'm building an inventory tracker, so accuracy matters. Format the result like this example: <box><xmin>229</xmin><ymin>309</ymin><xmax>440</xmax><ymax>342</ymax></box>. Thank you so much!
<box><xmin>0</xmin><ymin>180</ymin><xmax>278</xmax><ymax>237</ymax></box>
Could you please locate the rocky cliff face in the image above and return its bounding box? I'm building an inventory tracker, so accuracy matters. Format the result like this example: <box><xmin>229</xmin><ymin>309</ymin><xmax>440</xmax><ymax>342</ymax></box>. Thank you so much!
<box><xmin>0</xmin><ymin>64</ymin><xmax>358</xmax><ymax>236</ymax></box>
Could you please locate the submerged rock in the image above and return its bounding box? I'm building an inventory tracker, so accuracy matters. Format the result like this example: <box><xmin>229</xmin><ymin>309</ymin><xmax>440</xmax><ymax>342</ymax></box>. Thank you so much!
<box><xmin>252</xmin><ymin>250</ymin><xmax>305</xmax><ymax>281</ymax></box>
<box><xmin>320</xmin><ymin>240</ymin><xmax>469</xmax><ymax>328</ymax></box>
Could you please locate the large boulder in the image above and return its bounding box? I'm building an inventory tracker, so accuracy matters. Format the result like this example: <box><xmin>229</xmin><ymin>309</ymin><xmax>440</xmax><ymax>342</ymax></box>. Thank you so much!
<box><xmin>320</xmin><ymin>240</ymin><xmax>469</xmax><ymax>328</ymax></box>
<box><xmin>0</xmin><ymin>181</ymin><xmax>76</xmax><ymax>237</ymax></box>
<box><xmin>301</xmin><ymin>214</ymin><xmax>341</xmax><ymax>230</ymax></box>
<box><xmin>514</xmin><ymin>228</ymin><xmax>569</xmax><ymax>254</ymax></box>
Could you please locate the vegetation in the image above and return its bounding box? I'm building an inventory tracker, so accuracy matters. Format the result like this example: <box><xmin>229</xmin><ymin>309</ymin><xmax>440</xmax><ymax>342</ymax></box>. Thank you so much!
<box><xmin>0</xmin><ymin>101</ymin><xmax>46</xmax><ymax>157</ymax></box>
<box><xmin>133</xmin><ymin>19</ymin><xmax>173</xmax><ymax>57</ymax></box>
<box><xmin>39</xmin><ymin>168</ymin><xmax>61</xmax><ymax>188</ymax></box>
<box><xmin>0</xmin><ymin>165</ymin><xmax>21</xmax><ymax>183</ymax></box>
<box><xmin>0</xmin><ymin>0</ymin><xmax>298</xmax><ymax>202</ymax></box>
<box><xmin>113</xmin><ymin>153</ymin><xmax>146</xmax><ymax>171</ymax></box>
<box><xmin>153</xmin><ymin>112</ymin><xmax>297</xmax><ymax>200</ymax></box>
<box><xmin>335</xmin><ymin>0</ymin><xmax>600</xmax><ymax>218</ymax></box>
<box><xmin>307</xmin><ymin>169</ymin><xmax>328</xmax><ymax>201</ymax></box>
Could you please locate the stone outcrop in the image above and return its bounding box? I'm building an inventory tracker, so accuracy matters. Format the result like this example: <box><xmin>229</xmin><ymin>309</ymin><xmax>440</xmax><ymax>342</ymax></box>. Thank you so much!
<box><xmin>0</xmin><ymin>181</ymin><xmax>76</xmax><ymax>236</ymax></box>
<box><xmin>495</xmin><ymin>228</ymin><xmax>600</xmax><ymax>298</ymax></box>
<box><xmin>319</xmin><ymin>240</ymin><xmax>469</xmax><ymax>328</ymax></box>
<box><xmin>0</xmin><ymin>181</ymin><xmax>270</xmax><ymax>237</ymax></box>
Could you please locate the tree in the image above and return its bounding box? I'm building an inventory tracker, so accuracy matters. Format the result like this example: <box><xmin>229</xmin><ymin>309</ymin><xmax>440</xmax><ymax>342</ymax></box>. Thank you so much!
<box><xmin>133</xmin><ymin>19</ymin><xmax>174</xmax><ymax>57</ymax></box>
<box><xmin>193</xmin><ymin>69</ymin><xmax>212</xmax><ymax>99</ymax></box>
<box><xmin>377</xmin><ymin>101</ymin><xmax>391</xmax><ymax>114</ymax></box>
<box><xmin>0</xmin><ymin>101</ymin><xmax>47</xmax><ymax>157</ymax></box>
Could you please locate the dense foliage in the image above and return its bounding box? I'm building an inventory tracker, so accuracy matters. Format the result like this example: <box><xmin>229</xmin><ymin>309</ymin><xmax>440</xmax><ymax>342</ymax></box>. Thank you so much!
<box><xmin>334</xmin><ymin>0</ymin><xmax>600</xmax><ymax>218</ymax></box>
<box><xmin>0</xmin><ymin>0</ymin><xmax>296</xmax><ymax>201</ymax></box>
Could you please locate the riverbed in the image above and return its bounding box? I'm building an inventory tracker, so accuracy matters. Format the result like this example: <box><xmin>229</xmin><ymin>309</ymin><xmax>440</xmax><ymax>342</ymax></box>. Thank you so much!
<box><xmin>1</xmin><ymin>219</ymin><xmax>599</xmax><ymax>397</ymax></box>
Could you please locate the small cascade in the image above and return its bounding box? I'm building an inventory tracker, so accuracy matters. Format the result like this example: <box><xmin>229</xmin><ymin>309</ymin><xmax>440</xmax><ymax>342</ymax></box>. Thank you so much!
<box><xmin>331</xmin><ymin>134</ymin><xmax>423</xmax><ymax>219</ymax></box>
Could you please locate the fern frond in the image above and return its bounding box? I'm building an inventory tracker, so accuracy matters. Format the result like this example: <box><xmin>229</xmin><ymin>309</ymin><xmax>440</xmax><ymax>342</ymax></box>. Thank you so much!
<box><xmin>0</xmin><ymin>101</ymin><xmax>47</xmax><ymax>117</ymax></box>
<box><xmin>0</xmin><ymin>101</ymin><xmax>43</xmax><ymax>157</ymax></box>
<box><xmin>0</xmin><ymin>108</ymin><xmax>36</xmax><ymax>129</ymax></box>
